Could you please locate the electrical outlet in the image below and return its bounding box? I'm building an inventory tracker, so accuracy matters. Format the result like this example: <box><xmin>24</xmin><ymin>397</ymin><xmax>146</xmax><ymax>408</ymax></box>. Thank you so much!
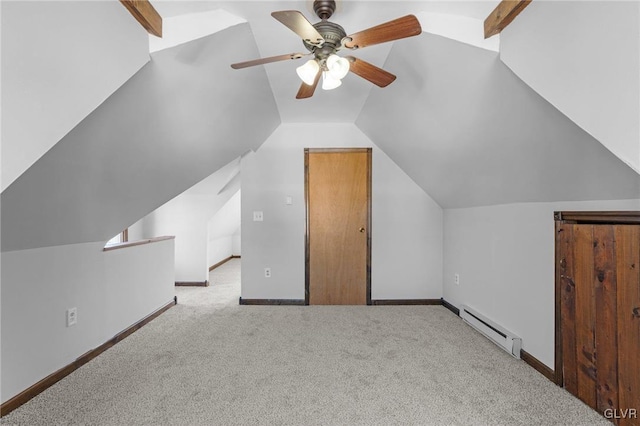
<box><xmin>66</xmin><ymin>307</ymin><xmax>77</xmax><ymax>327</ymax></box>
<box><xmin>285</xmin><ymin>196</ymin><xmax>293</xmax><ymax>205</ymax></box>
<box><xmin>454</xmin><ymin>273</ymin><xmax>460</xmax><ymax>285</ymax></box>
<box><xmin>264</xmin><ymin>268</ymin><xmax>271</xmax><ymax>278</ymax></box>
<box><xmin>253</xmin><ymin>211</ymin><xmax>263</xmax><ymax>222</ymax></box>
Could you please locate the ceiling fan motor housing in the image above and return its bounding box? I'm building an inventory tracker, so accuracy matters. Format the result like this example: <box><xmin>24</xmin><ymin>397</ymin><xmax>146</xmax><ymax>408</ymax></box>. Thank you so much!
<box><xmin>313</xmin><ymin>0</ymin><xmax>336</xmax><ymax>20</ymax></box>
<box><xmin>303</xmin><ymin>20</ymin><xmax>346</xmax><ymax>63</ymax></box>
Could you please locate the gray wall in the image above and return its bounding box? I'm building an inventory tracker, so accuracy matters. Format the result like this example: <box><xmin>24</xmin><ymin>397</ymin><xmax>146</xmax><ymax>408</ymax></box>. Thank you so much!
<box><xmin>1</xmin><ymin>23</ymin><xmax>280</xmax><ymax>252</ymax></box>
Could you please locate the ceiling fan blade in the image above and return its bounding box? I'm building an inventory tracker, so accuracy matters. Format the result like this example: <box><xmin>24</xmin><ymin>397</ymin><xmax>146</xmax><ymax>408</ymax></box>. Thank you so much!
<box><xmin>346</xmin><ymin>56</ymin><xmax>396</xmax><ymax>87</ymax></box>
<box><xmin>231</xmin><ymin>53</ymin><xmax>308</xmax><ymax>69</ymax></box>
<box><xmin>343</xmin><ymin>15</ymin><xmax>422</xmax><ymax>49</ymax></box>
<box><xmin>296</xmin><ymin>69</ymin><xmax>321</xmax><ymax>99</ymax></box>
<box><xmin>272</xmin><ymin>10</ymin><xmax>325</xmax><ymax>46</ymax></box>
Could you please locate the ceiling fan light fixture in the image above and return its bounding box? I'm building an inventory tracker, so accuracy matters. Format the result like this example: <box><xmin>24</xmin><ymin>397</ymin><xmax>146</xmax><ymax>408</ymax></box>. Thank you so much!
<box><xmin>296</xmin><ymin>59</ymin><xmax>320</xmax><ymax>85</ymax></box>
<box><xmin>326</xmin><ymin>54</ymin><xmax>350</xmax><ymax>80</ymax></box>
<box><xmin>231</xmin><ymin>5</ymin><xmax>423</xmax><ymax>99</ymax></box>
<box><xmin>322</xmin><ymin>71</ymin><xmax>342</xmax><ymax>90</ymax></box>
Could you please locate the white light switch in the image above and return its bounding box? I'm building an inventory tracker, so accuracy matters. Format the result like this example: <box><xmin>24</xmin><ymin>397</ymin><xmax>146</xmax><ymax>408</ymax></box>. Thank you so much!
<box><xmin>285</xmin><ymin>196</ymin><xmax>293</xmax><ymax>205</ymax></box>
<box><xmin>253</xmin><ymin>211</ymin><xmax>263</xmax><ymax>221</ymax></box>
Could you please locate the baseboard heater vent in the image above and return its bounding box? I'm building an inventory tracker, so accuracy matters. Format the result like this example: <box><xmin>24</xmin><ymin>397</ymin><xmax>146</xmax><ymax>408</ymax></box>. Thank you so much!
<box><xmin>460</xmin><ymin>305</ymin><xmax>522</xmax><ymax>359</ymax></box>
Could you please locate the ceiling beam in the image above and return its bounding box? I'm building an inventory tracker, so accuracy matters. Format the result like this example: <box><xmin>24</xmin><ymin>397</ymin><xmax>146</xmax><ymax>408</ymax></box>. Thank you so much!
<box><xmin>484</xmin><ymin>0</ymin><xmax>532</xmax><ymax>39</ymax></box>
<box><xmin>120</xmin><ymin>0</ymin><xmax>162</xmax><ymax>37</ymax></box>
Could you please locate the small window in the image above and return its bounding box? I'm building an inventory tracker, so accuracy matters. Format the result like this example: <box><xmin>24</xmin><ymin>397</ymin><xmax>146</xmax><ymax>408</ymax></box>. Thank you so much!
<box><xmin>105</xmin><ymin>229</ymin><xmax>129</xmax><ymax>246</ymax></box>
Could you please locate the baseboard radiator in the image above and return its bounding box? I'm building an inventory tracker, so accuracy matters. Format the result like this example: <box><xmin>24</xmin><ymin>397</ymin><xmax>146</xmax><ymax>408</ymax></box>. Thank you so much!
<box><xmin>460</xmin><ymin>305</ymin><xmax>522</xmax><ymax>359</ymax></box>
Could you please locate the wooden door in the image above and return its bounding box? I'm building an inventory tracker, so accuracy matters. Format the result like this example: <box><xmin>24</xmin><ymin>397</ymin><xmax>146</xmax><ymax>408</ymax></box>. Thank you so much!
<box><xmin>556</xmin><ymin>214</ymin><xmax>640</xmax><ymax>425</ymax></box>
<box><xmin>305</xmin><ymin>148</ymin><xmax>371</xmax><ymax>305</ymax></box>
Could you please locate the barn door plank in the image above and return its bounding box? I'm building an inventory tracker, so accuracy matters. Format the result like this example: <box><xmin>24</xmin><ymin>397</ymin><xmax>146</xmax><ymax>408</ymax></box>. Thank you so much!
<box><xmin>615</xmin><ymin>226</ymin><xmax>640</xmax><ymax>426</ymax></box>
<box><xmin>574</xmin><ymin>224</ymin><xmax>598</xmax><ymax>409</ymax></box>
<box><xmin>559</xmin><ymin>223</ymin><xmax>578</xmax><ymax>394</ymax></box>
<box><xmin>593</xmin><ymin>225</ymin><xmax>619</xmax><ymax>419</ymax></box>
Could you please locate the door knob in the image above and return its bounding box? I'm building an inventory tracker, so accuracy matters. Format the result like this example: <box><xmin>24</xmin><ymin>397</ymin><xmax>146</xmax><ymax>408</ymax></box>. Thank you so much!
<box><xmin>359</xmin><ymin>227</ymin><xmax>365</xmax><ymax>233</ymax></box>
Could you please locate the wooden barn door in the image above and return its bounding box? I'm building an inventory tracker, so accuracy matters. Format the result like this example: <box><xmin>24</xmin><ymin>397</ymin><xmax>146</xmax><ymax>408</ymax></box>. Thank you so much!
<box><xmin>556</xmin><ymin>212</ymin><xmax>640</xmax><ymax>425</ymax></box>
<box><xmin>305</xmin><ymin>148</ymin><xmax>371</xmax><ymax>305</ymax></box>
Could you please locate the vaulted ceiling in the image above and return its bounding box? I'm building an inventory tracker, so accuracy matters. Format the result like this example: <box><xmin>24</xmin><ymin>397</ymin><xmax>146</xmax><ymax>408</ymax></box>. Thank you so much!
<box><xmin>357</xmin><ymin>32</ymin><xmax>640</xmax><ymax>207</ymax></box>
<box><xmin>152</xmin><ymin>1</ymin><xmax>502</xmax><ymax>122</ymax></box>
<box><xmin>1</xmin><ymin>22</ymin><xmax>279</xmax><ymax>251</ymax></box>
<box><xmin>1</xmin><ymin>0</ymin><xmax>638</xmax><ymax>252</ymax></box>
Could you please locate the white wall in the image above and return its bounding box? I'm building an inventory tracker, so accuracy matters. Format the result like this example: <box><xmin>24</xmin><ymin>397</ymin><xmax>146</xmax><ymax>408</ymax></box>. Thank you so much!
<box><xmin>500</xmin><ymin>0</ymin><xmax>640</xmax><ymax>173</ymax></box>
<box><xmin>242</xmin><ymin>123</ymin><xmax>443</xmax><ymax>301</ymax></box>
<box><xmin>443</xmin><ymin>199</ymin><xmax>640</xmax><ymax>369</ymax></box>
<box><xmin>232</xmin><ymin>228</ymin><xmax>242</xmax><ymax>256</ymax></box>
<box><xmin>138</xmin><ymin>195</ymin><xmax>224</xmax><ymax>282</ymax></box>
<box><xmin>135</xmin><ymin>161</ymin><xmax>241</xmax><ymax>282</ymax></box>
<box><xmin>1</xmin><ymin>1</ymin><xmax>149</xmax><ymax>191</ymax></box>
<box><xmin>208</xmin><ymin>237</ymin><xmax>233</xmax><ymax>268</ymax></box>
<box><xmin>207</xmin><ymin>190</ymin><xmax>241</xmax><ymax>267</ymax></box>
<box><xmin>1</xmin><ymin>238</ymin><xmax>175</xmax><ymax>403</ymax></box>
<box><xmin>127</xmin><ymin>220</ymin><xmax>145</xmax><ymax>243</ymax></box>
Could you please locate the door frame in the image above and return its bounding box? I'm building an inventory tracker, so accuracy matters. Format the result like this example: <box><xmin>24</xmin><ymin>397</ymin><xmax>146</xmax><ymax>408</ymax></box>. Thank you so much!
<box><xmin>304</xmin><ymin>148</ymin><xmax>372</xmax><ymax>305</ymax></box>
<box><xmin>554</xmin><ymin>211</ymin><xmax>640</xmax><ymax>387</ymax></box>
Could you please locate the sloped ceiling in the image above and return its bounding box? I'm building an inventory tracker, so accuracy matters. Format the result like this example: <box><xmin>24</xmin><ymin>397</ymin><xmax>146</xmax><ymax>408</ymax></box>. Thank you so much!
<box><xmin>152</xmin><ymin>1</ymin><xmax>638</xmax><ymax>209</ymax></box>
<box><xmin>356</xmin><ymin>33</ymin><xmax>640</xmax><ymax>208</ymax></box>
<box><xmin>3</xmin><ymin>1</ymin><xmax>638</xmax><ymax>252</ymax></box>
<box><xmin>499</xmin><ymin>0</ymin><xmax>640</xmax><ymax>173</ymax></box>
<box><xmin>1</xmin><ymin>0</ymin><xmax>150</xmax><ymax>192</ymax></box>
<box><xmin>1</xmin><ymin>23</ymin><xmax>279</xmax><ymax>252</ymax></box>
<box><xmin>152</xmin><ymin>1</ymin><xmax>500</xmax><ymax>122</ymax></box>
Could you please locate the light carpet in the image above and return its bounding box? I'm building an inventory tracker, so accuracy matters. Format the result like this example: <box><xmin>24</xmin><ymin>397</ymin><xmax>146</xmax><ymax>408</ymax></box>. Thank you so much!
<box><xmin>2</xmin><ymin>259</ymin><xmax>607</xmax><ymax>425</ymax></box>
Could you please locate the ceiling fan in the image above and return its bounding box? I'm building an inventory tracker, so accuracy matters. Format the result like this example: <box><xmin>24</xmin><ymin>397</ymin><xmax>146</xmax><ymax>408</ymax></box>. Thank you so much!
<box><xmin>230</xmin><ymin>0</ymin><xmax>422</xmax><ymax>99</ymax></box>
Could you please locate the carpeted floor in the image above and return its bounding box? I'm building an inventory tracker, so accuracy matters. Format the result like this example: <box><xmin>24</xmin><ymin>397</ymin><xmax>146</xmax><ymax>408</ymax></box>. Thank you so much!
<box><xmin>2</xmin><ymin>258</ymin><xmax>607</xmax><ymax>425</ymax></box>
